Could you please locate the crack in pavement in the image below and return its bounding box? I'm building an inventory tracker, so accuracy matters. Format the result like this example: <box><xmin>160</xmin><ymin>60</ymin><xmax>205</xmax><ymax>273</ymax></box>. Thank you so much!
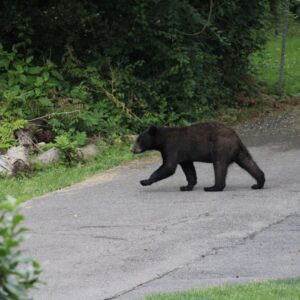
<box><xmin>78</xmin><ymin>225</ymin><xmax>147</xmax><ymax>229</ymax></box>
<box><xmin>158</xmin><ymin>212</ymin><xmax>211</xmax><ymax>235</ymax></box>
<box><xmin>78</xmin><ymin>212</ymin><xmax>211</xmax><ymax>234</ymax></box>
<box><xmin>30</xmin><ymin>231</ymin><xmax>128</xmax><ymax>241</ymax></box>
<box><xmin>92</xmin><ymin>235</ymin><xmax>127</xmax><ymax>241</ymax></box>
<box><xmin>103</xmin><ymin>267</ymin><xmax>182</xmax><ymax>300</ymax></box>
<box><xmin>241</xmin><ymin>213</ymin><xmax>300</xmax><ymax>242</ymax></box>
<box><xmin>197</xmin><ymin>213</ymin><xmax>299</xmax><ymax>260</ymax></box>
<box><xmin>103</xmin><ymin>213</ymin><xmax>299</xmax><ymax>299</ymax></box>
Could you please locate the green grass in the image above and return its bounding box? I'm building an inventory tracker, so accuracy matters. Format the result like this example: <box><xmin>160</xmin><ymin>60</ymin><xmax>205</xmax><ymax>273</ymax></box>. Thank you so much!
<box><xmin>146</xmin><ymin>278</ymin><xmax>300</xmax><ymax>300</ymax></box>
<box><xmin>252</xmin><ymin>28</ymin><xmax>300</xmax><ymax>95</ymax></box>
<box><xmin>0</xmin><ymin>142</ymin><xmax>137</xmax><ymax>200</ymax></box>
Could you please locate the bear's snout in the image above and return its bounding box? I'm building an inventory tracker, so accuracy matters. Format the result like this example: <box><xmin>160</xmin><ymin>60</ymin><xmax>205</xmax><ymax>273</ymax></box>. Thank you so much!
<box><xmin>131</xmin><ymin>142</ymin><xmax>142</xmax><ymax>154</ymax></box>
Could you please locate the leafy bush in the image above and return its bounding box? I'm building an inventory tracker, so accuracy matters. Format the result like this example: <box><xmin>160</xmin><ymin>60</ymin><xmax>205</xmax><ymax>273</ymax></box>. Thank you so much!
<box><xmin>56</xmin><ymin>0</ymin><xmax>273</xmax><ymax>126</ymax></box>
<box><xmin>0</xmin><ymin>196</ymin><xmax>41</xmax><ymax>299</ymax></box>
<box><xmin>0</xmin><ymin>119</ymin><xmax>27</xmax><ymax>151</ymax></box>
<box><xmin>0</xmin><ymin>1</ymin><xmax>277</xmax><ymax>135</ymax></box>
<box><xmin>0</xmin><ymin>44</ymin><xmax>65</xmax><ymax>119</ymax></box>
<box><xmin>44</xmin><ymin>131</ymin><xmax>87</xmax><ymax>164</ymax></box>
<box><xmin>0</xmin><ymin>43</ymin><xmax>131</xmax><ymax>139</ymax></box>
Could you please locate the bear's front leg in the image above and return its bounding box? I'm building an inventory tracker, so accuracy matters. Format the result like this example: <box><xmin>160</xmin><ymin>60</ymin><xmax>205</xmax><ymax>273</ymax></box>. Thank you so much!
<box><xmin>179</xmin><ymin>162</ymin><xmax>197</xmax><ymax>191</ymax></box>
<box><xmin>140</xmin><ymin>163</ymin><xmax>177</xmax><ymax>186</ymax></box>
<box><xmin>140</xmin><ymin>179</ymin><xmax>152</xmax><ymax>186</ymax></box>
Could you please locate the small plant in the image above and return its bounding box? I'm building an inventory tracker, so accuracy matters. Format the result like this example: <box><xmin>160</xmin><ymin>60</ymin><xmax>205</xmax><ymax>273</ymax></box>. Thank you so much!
<box><xmin>0</xmin><ymin>118</ymin><xmax>27</xmax><ymax>151</ymax></box>
<box><xmin>45</xmin><ymin>131</ymin><xmax>87</xmax><ymax>165</ymax></box>
<box><xmin>0</xmin><ymin>196</ymin><xmax>41</xmax><ymax>299</ymax></box>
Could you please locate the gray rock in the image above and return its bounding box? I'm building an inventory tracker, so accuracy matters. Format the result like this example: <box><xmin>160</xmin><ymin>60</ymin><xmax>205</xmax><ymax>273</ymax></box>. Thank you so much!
<box><xmin>125</xmin><ymin>134</ymin><xmax>138</xmax><ymax>143</ymax></box>
<box><xmin>0</xmin><ymin>156</ymin><xmax>13</xmax><ymax>176</ymax></box>
<box><xmin>35</xmin><ymin>148</ymin><xmax>60</xmax><ymax>166</ymax></box>
<box><xmin>76</xmin><ymin>144</ymin><xmax>98</xmax><ymax>161</ymax></box>
<box><xmin>36</xmin><ymin>142</ymin><xmax>46</xmax><ymax>149</ymax></box>
<box><xmin>1</xmin><ymin>146</ymin><xmax>60</xmax><ymax>175</ymax></box>
<box><xmin>0</xmin><ymin>146</ymin><xmax>30</xmax><ymax>176</ymax></box>
<box><xmin>7</xmin><ymin>146</ymin><xmax>29</xmax><ymax>165</ymax></box>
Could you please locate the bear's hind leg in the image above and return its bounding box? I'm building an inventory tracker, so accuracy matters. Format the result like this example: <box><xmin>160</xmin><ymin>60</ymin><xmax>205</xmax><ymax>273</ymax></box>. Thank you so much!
<box><xmin>180</xmin><ymin>162</ymin><xmax>197</xmax><ymax>191</ymax></box>
<box><xmin>235</xmin><ymin>152</ymin><xmax>265</xmax><ymax>189</ymax></box>
<box><xmin>204</xmin><ymin>160</ymin><xmax>228</xmax><ymax>192</ymax></box>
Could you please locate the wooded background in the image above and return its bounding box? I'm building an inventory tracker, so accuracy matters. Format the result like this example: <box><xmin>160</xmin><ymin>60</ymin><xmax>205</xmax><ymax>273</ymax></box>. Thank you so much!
<box><xmin>0</xmin><ymin>0</ymin><xmax>296</xmax><ymax>145</ymax></box>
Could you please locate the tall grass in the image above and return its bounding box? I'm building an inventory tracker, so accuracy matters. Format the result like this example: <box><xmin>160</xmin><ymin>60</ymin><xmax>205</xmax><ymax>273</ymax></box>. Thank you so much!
<box><xmin>252</xmin><ymin>20</ymin><xmax>300</xmax><ymax>95</ymax></box>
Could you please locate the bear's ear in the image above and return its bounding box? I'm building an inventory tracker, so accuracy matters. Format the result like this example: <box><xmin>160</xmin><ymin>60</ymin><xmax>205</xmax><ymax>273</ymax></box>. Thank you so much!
<box><xmin>148</xmin><ymin>125</ymin><xmax>157</xmax><ymax>136</ymax></box>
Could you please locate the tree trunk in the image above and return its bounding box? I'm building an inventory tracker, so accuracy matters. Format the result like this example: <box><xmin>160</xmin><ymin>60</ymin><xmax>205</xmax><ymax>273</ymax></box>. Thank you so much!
<box><xmin>277</xmin><ymin>0</ymin><xmax>290</xmax><ymax>95</ymax></box>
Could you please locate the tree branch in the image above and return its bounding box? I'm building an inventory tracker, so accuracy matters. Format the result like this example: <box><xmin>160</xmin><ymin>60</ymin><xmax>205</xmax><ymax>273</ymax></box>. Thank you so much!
<box><xmin>28</xmin><ymin>110</ymin><xmax>81</xmax><ymax>122</ymax></box>
<box><xmin>180</xmin><ymin>0</ymin><xmax>213</xmax><ymax>36</ymax></box>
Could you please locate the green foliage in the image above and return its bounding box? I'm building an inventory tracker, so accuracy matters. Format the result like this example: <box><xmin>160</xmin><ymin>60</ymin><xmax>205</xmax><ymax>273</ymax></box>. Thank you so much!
<box><xmin>53</xmin><ymin>134</ymin><xmax>79</xmax><ymax>164</ymax></box>
<box><xmin>0</xmin><ymin>119</ymin><xmax>27</xmax><ymax>151</ymax></box>
<box><xmin>0</xmin><ymin>196</ymin><xmax>41</xmax><ymax>299</ymax></box>
<box><xmin>0</xmin><ymin>43</ymin><xmax>126</xmax><ymax>141</ymax></box>
<box><xmin>59</xmin><ymin>0</ymin><xmax>273</xmax><ymax>126</ymax></box>
<box><xmin>73</xmin><ymin>131</ymin><xmax>88</xmax><ymax>147</ymax></box>
<box><xmin>0</xmin><ymin>1</ymin><xmax>278</xmax><ymax>134</ymax></box>
<box><xmin>291</xmin><ymin>0</ymin><xmax>300</xmax><ymax>18</ymax></box>
<box><xmin>44</xmin><ymin>132</ymin><xmax>85</xmax><ymax>165</ymax></box>
<box><xmin>0</xmin><ymin>44</ymin><xmax>65</xmax><ymax>119</ymax></box>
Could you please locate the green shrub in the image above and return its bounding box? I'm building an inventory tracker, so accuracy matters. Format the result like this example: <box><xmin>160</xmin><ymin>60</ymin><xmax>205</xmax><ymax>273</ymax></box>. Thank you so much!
<box><xmin>0</xmin><ymin>43</ymin><xmax>130</xmax><ymax>138</ymax></box>
<box><xmin>0</xmin><ymin>1</ymin><xmax>278</xmax><ymax>134</ymax></box>
<box><xmin>44</xmin><ymin>131</ymin><xmax>87</xmax><ymax>165</ymax></box>
<box><xmin>0</xmin><ymin>44</ymin><xmax>65</xmax><ymax>119</ymax></box>
<box><xmin>0</xmin><ymin>196</ymin><xmax>41</xmax><ymax>299</ymax></box>
<box><xmin>57</xmin><ymin>1</ymin><xmax>272</xmax><ymax>127</ymax></box>
<box><xmin>0</xmin><ymin>119</ymin><xmax>27</xmax><ymax>151</ymax></box>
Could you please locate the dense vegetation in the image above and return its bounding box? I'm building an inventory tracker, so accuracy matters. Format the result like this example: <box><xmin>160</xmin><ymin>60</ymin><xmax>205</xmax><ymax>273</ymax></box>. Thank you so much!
<box><xmin>0</xmin><ymin>0</ymin><xmax>281</xmax><ymax>146</ymax></box>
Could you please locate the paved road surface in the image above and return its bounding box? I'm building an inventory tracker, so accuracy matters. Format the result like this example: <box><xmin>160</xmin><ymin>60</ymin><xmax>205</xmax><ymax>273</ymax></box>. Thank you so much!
<box><xmin>24</xmin><ymin>110</ymin><xmax>300</xmax><ymax>300</ymax></box>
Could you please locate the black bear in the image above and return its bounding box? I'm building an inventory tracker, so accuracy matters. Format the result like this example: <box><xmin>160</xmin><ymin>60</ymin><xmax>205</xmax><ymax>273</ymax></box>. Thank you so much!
<box><xmin>131</xmin><ymin>123</ymin><xmax>265</xmax><ymax>191</ymax></box>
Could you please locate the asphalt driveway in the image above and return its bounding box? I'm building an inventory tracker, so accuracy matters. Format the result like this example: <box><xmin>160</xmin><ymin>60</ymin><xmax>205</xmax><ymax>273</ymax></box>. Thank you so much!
<box><xmin>24</xmin><ymin>108</ymin><xmax>300</xmax><ymax>300</ymax></box>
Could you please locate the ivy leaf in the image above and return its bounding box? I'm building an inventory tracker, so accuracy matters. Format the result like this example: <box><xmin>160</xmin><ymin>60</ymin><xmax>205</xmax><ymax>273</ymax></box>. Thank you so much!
<box><xmin>25</xmin><ymin>56</ymin><xmax>34</xmax><ymax>64</ymax></box>
<box><xmin>28</xmin><ymin>66</ymin><xmax>43</xmax><ymax>75</ymax></box>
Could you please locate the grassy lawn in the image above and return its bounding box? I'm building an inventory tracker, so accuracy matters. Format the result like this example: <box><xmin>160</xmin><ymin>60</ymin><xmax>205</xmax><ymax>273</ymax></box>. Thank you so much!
<box><xmin>0</xmin><ymin>142</ymin><xmax>136</xmax><ymax>200</ymax></box>
<box><xmin>252</xmin><ymin>24</ymin><xmax>300</xmax><ymax>95</ymax></box>
<box><xmin>146</xmin><ymin>278</ymin><xmax>300</xmax><ymax>300</ymax></box>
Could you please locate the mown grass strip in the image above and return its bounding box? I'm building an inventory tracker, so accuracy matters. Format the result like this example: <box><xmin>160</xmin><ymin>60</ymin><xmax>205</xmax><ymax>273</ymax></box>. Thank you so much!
<box><xmin>146</xmin><ymin>278</ymin><xmax>300</xmax><ymax>300</ymax></box>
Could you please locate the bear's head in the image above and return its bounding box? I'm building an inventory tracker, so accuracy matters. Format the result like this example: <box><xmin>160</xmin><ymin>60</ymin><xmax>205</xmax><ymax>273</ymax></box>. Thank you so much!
<box><xmin>131</xmin><ymin>126</ymin><xmax>157</xmax><ymax>154</ymax></box>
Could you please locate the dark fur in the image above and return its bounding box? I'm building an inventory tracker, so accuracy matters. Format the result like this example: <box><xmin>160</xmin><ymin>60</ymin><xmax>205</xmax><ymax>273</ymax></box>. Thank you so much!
<box><xmin>132</xmin><ymin>123</ymin><xmax>265</xmax><ymax>192</ymax></box>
